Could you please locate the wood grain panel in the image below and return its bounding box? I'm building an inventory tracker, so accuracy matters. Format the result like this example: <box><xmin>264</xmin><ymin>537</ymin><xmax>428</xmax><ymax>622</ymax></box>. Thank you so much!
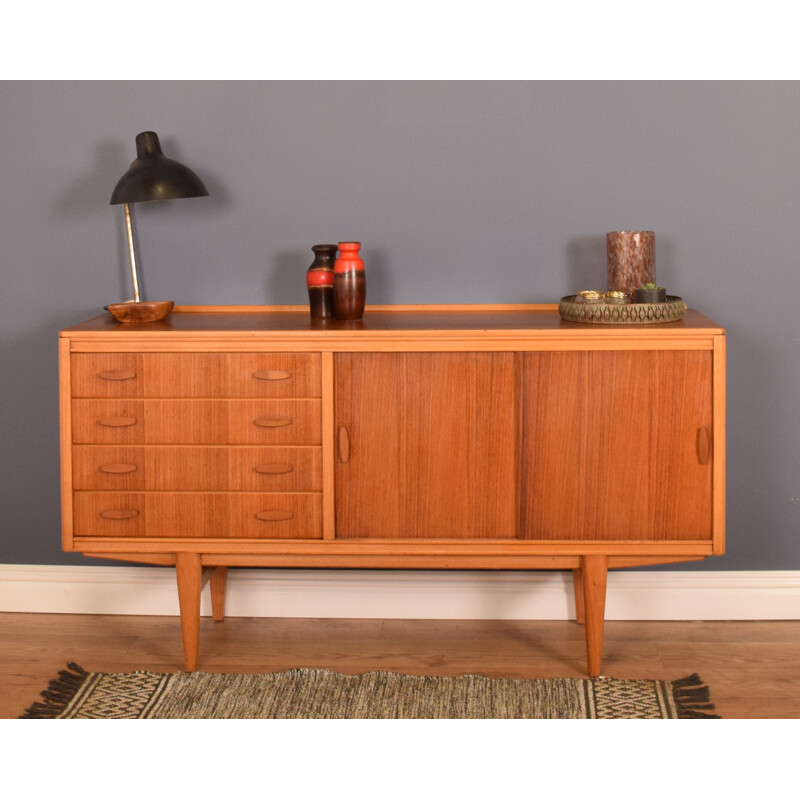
<box><xmin>72</xmin><ymin>446</ymin><xmax>147</xmax><ymax>489</ymax></box>
<box><xmin>71</xmin><ymin>353</ymin><xmax>320</xmax><ymax>398</ymax></box>
<box><xmin>228</xmin><ymin>448</ymin><xmax>322</xmax><ymax>491</ymax></box>
<box><xmin>712</xmin><ymin>334</ymin><xmax>726</xmax><ymax>554</ymax></box>
<box><xmin>71</xmin><ymin>400</ymin><xmax>321</xmax><ymax>445</ymax></box>
<box><xmin>72</xmin><ymin>446</ymin><xmax>322</xmax><ymax>491</ymax></box>
<box><xmin>73</xmin><ymin>492</ymin><xmax>322</xmax><ymax>538</ymax></box>
<box><xmin>59</xmin><ymin>337</ymin><xmax>75</xmax><ymax>551</ymax></box>
<box><xmin>71</xmin><ymin>354</ymin><xmax>145</xmax><ymax>397</ymax></box>
<box><xmin>335</xmin><ymin>352</ymin><xmax>519</xmax><ymax>538</ymax></box>
<box><xmin>226</xmin><ymin>354</ymin><xmax>320</xmax><ymax>397</ymax></box>
<box><xmin>519</xmin><ymin>351</ymin><xmax>713</xmax><ymax>540</ymax></box>
<box><xmin>63</xmin><ymin>306</ymin><xmax>723</xmax><ymax>335</ymax></box>
<box><xmin>321</xmin><ymin>352</ymin><xmax>336</xmax><ymax>540</ymax></box>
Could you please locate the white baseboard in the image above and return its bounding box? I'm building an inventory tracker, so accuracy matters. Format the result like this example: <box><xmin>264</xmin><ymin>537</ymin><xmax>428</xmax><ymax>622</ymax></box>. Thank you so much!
<box><xmin>1</xmin><ymin>565</ymin><xmax>798</xmax><ymax>620</ymax></box>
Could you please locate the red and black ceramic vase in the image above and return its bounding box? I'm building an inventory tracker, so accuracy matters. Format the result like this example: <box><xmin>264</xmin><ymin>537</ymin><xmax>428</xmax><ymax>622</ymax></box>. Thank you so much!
<box><xmin>306</xmin><ymin>244</ymin><xmax>337</xmax><ymax>318</ymax></box>
<box><xmin>333</xmin><ymin>241</ymin><xmax>366</xmax><ymax>320</ymax></box>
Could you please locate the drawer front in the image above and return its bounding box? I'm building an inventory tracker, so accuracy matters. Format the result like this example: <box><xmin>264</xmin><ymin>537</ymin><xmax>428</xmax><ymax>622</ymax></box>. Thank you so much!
<box><xmin>72</xmin><ymin>446</ymin><xmax>322</xmax><ymax>491</ymax></box>
<box><xmin>72</xmin><ymin>400</ymin><xmax>322</xmax><ymax>445</ymax></box>
<box><xmin>73</xmin><ymin>492</ymin><xmax>322</xmax><ymax>539</ymax></box>
<box><xmin>71</xmin><ymin>354</ymin><xmax>144</xmax><ymax>397</ymax></box>
<box><xmin>71</xmin><ymin>353</ymin><xmax>321</xmax><ymax>398</ymax></box>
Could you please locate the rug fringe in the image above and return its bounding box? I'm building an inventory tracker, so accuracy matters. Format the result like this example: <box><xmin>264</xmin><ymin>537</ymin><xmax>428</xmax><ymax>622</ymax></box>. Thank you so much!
<box><xmin>19</xmin><ymin>663</ymin><xmax>88</xmax><ymax>719</ymax></box>
<box><xmin>672</xmin><ymin>673</ymin><xmax>720</xmax><ymax>719</ymax></box>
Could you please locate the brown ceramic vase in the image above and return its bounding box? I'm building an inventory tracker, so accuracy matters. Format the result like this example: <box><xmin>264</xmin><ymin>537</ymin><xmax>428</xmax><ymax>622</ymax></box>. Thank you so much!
<box><xmin>333</xmin><ymin>241</ymin><xmax>366</xmax><ymax>320</ymax></box>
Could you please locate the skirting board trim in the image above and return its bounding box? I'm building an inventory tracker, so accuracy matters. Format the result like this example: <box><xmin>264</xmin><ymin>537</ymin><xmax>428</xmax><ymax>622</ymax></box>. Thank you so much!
<box><xmin>1</xmin><ymin>565</ymin><xmax>799</xmax><ymax>620</ymax></box>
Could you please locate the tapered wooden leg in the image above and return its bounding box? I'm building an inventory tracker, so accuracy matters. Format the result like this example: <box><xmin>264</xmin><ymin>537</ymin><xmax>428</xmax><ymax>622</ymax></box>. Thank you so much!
<box><xmin>572</xmin><ymin>568</ymin><xmax>585</xmax><ymax>624</ymax></box>
<box><xmin>176</xmin><ymin>553</ymin><xmax>202</xmax><ymax>672</ymax></box>
<box><xmin>581</xmin><ymin>555</ymin><xmax>608</xmax><ymax>677</ymax></box>
<box><xmin>210</xmin><ymin>566</ymin><xmax>228</xmax><ymax>622</ymax></box>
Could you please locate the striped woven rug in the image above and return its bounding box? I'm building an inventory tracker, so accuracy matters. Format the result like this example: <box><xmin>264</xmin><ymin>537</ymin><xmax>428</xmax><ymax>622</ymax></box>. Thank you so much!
<box><xmin>22</xmin><ymin>664</ymin><xmax>719</xmax><ymax>719</ymax></box>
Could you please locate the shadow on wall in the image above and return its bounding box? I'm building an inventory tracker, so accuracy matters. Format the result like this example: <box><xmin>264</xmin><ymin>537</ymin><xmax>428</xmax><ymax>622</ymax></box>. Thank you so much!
<box><xmin>566</xmin><ymin>236</ymin><xmax>606</xmax><ymax>292</ymax></box>
<box><xmin>53</xmin><ymin>140</ymin><xmax>127</xmax><ymax>220</ymax></box>
<box><xmin>50</xmin><ymin>140</ymin><xmax>130</xmax><ymax>300</ymax></box>
<box><xmin>272</xmin><ymin>250</ymin><xmax>311</xmax><ymax>305</ymax></box>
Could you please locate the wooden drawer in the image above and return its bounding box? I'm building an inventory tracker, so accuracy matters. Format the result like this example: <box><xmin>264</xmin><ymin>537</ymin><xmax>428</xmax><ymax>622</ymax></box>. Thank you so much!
<box><xmin>71</xmin><ymin>353</ymin><xmax>321</xmax><ymax>398</ymax></box>
<box><xmin>73</xmin><ymin>492</ymin><xmax>322</xmax><ymax>539</ymax></box>
<box><xmin>71</xmin><ymin>400</ymin><xmax>321</xmax><ymax>445</ymax></box>
<box><xmin>72</xmin><ymin>446</ymin><xmax>323</xmax><ymax>491</ymax></box>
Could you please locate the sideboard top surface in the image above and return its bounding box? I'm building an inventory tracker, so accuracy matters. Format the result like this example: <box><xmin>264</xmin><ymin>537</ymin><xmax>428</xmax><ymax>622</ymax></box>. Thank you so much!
<box><xmin>61</xmin><ymin>305</ymin><xmax>724</xmax><ymax>342</ymax></box>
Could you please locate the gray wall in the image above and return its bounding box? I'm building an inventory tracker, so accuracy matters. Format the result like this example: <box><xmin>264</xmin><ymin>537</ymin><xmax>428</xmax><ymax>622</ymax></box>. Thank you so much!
<box><xmin>1</xmin><ymin>81</ymin><xmax>797</xmax><ymax>569</ymax></box>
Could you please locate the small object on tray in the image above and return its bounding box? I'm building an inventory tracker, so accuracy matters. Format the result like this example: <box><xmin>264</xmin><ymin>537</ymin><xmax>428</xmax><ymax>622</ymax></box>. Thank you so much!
<box><xmin>559</xmin><ymin>295</ymin><xmax>686</xmax><ymax>324</ymax></box>
<box><xmin>574</xmin><ymin>290</ymin><xmax>632</xmax><ymax>305</ymax></box>
<box><xmin>603</xmin><ymin>291</ymin><xmax>630</xmax><ymax>305</ymax></box>
<box><xmin>633</xmin><ymin>283</ymin><xmax>667</xmax><ymax>303</ymax></box>
<box><xmin>575</xmin><ymin>290</ymin><xmax>605</xmax><ymax>303</ymax></box>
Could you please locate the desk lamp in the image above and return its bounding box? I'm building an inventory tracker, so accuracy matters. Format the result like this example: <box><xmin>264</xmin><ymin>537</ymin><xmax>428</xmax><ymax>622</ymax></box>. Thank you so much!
<box><xmin>107</xmin><ymin>131</ymin><xmax>209</xmax><ymax>322</ymax></box>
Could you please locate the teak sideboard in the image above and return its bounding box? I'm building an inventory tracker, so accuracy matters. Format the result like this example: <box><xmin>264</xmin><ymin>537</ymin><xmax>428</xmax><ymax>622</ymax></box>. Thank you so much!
<box><xmin>59</xmin><ymin>304</ymin><xmax>726</xmax><ymax>676</ymax></box>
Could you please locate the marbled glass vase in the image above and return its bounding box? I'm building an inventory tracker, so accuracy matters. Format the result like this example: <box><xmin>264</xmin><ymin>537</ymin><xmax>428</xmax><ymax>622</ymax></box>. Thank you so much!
<box><xmin>606</xmin><ymin>231</ymin><xmax>655</xmax><ymax>299</ymax></box>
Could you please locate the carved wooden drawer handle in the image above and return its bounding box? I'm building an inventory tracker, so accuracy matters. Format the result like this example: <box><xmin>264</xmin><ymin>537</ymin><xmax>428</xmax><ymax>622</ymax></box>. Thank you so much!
<box><xmin>99</xmin><ymin>464</ymin><xmax>138</xmax><ymax>474</ymax></box>
<box><xmin>98</xmin><ymin>417</ymin><xmax>137</xmax><ymax>427</ymax></box>
<box><xmin>98</xmin><ymin>370</ymin><xmax>137</xmax><ymax>381</ymax></box>
<box><xmin>252</xmin><ymin>370</ymin><xmax>292</xmax><ymax>381</ymax></box>
<box><xmin>253</xmin><ymin>418</ymin><xmax>292</xmax><ymax>428</ymax></box>
<box><xmin>338</xmin><ymin>426</ymin><xmax>350</xmax><ymax>463</ymax></box>
<box><xmin>253</xmin><ymin>464</ymin><xmax>293</xmax><ymax>474</ymax></box>
<box><xmin>100</xmin><ymin>509</ymin><xmax>139</xmax><ymax>520</ymax></box>
<box><xmin>697</xmin><ymin>427</ymin><xmax>712</xmax><ymax>465</ymax></box>
<box><xmin>254</xmin><ymin>511</ymin><xmax>294</xmax><ymax>522</ymax></box>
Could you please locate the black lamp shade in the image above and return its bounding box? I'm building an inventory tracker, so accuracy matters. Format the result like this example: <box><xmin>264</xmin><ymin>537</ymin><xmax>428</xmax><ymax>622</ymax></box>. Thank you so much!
<box><xmin>110</xmin><ymin>131</ymin><xmax>209</xmax><ymax>205</ymax></box>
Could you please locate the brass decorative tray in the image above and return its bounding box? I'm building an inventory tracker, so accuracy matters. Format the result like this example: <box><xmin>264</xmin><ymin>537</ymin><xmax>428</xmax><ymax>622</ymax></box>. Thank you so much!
<box><xmin>559</xmin><ymin>295</ymin><xmax>686</xmax><ymax>324</ymax></box>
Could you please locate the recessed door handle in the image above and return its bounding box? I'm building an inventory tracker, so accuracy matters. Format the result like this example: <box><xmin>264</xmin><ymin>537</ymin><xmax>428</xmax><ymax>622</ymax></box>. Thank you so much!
<box><xmin>338</xmin><ymin>426</ymin><xmax>350</xmax><ymax>463</ymax></box>
<box><xmin>99</xmin><ymin>464</ymin><xmax>138</xmax><ymax>474</ymax></box>
<box><xmin>253</xmin><ymin>418</ymin><xmax>292</xmax><ymax>428</ymax></box>
<box><xmin>100</xmin><ymin>509</ymin><xmax>139</xmax><ymax>520</ymax></box>
<box><xmin>98</xmin><ymin>417</ymin><xmax>137</xmax><ymax>427</ymax></box>
<box><xmin>98</xmin><ymin>370</ymin><xmax>136</xmax><ymax>381</ymax></box>
<box><xmin>697</xmin><ymin>427</ymin><xmax>712</xmax><ymax>464</ymax></box>
<box><xmin>253</xmin><ymin>464</ymin><xmax>293</xmax><ymax>474</ymax></box>
<box><xmin>252</xmin><ymin>370</ymin><xmax>292</xmax><ymax>381</ymax></box>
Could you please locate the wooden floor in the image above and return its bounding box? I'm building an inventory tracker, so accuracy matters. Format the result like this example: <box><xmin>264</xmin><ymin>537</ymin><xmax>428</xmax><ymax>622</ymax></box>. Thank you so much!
<box><xmin>2</xmin><ymin>612</ymin><xmax>798</xmax><ymax>718</ymax></box>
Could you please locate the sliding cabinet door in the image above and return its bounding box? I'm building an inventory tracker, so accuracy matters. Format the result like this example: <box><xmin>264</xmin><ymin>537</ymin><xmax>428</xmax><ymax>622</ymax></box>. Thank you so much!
<box><xmin>335</xmin><ymin>352</ymin><xmax>519</xmax><ymax>539</ymax></box>
<box><xmin>520</xmin><ymin>350</ymin><xmax>713</xmax><ymax>541</ymax></box>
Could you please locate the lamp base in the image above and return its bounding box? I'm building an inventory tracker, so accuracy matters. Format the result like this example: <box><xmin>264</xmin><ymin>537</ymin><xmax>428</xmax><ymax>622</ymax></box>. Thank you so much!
<box><xmin>106</xmin><ymin>300</ymin><xmax>174</xmax><ymax>323</ymax></box>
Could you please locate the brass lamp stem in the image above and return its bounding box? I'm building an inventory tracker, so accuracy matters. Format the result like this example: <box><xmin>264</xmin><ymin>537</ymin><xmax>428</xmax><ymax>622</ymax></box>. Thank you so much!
<box><xmin>123</xmin><ymin>202</ymin><xmax>141</xmax><ymax>303</ymax></box>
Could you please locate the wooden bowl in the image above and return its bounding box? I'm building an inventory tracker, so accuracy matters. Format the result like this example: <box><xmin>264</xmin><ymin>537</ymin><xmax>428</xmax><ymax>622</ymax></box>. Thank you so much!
<box><xmin>106</xmin><ymin>300</ymin><xmax>174</xmax><ymax>323</ymax></box>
